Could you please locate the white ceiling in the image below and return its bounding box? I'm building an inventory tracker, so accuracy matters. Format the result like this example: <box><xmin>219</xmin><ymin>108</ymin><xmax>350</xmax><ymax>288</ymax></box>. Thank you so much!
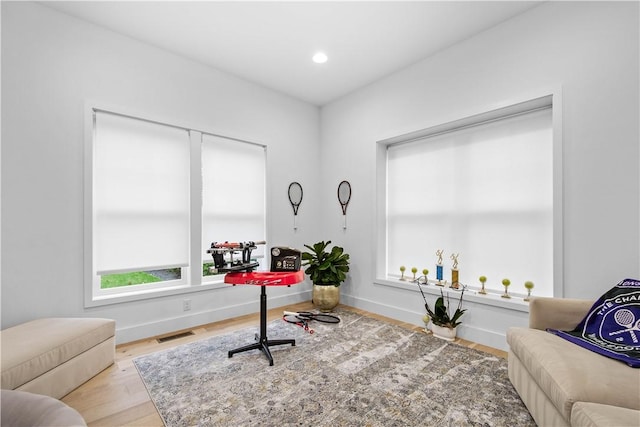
<box><xmin>43</xmin><ymin>1</ymin><xmax>543</xmax><ymax>106</ymax></box>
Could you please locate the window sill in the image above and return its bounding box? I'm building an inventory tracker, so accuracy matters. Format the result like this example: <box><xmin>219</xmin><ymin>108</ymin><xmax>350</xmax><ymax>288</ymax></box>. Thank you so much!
<box><xmin>374</xmin><ymin>277</ymin><xmax>531</xmax><ymax>313</ymax></box>
<box><xmin>85</xmin><ymin>280</ymin><xmax>227</xmax><ymax>308</ymax></box>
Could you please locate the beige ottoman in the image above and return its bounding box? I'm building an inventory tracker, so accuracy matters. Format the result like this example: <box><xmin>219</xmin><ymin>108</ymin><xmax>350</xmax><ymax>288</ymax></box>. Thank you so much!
<box><xmin>1</xmin><ymin>318</ymin><xmax>115</xmax><ymax>399</ymax></box>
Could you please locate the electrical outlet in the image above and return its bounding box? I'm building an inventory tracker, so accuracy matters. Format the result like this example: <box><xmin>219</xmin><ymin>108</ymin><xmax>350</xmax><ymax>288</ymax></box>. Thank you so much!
<box><xmin>183</xmin><ymin>299</ymin><xmax>191</xmax><ymax>311</ymax></box>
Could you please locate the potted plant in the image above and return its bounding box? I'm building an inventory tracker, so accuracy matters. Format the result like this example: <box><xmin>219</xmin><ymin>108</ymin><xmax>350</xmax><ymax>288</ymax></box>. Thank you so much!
<box><xmin>419</xmin><ymin>285</ymin><xmax>466</xmax><ymax>341</ymax></box>
<box><xmin>301</xmin><ymin>240</ymin><xmax>350</xmax><ymax>312</ymax></box>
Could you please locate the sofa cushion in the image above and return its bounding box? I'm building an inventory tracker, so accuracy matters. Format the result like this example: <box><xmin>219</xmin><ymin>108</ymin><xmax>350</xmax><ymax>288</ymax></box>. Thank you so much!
<box><xmin>508</xmin><ymin>352</ymin><xmax>569</xmax><ymax>427</ymax></box>
<box><xmin>1</xmin><ymin>389</ymin><xmax>86</xmax><ymax>427</ymax></box>
<box><xmin>507</xmin><ymin>327</ymin><xmax>640</xmax><ymax>421</ymax></box>
<box><xmin>571</xmin><ymin>402</ymin><xmax>640</xmax><ymax>427</ymax></box>
<box><xmin>1</xmin><ymin>318</ymin><xmax>115</xmax><ymax>390</ymax></box>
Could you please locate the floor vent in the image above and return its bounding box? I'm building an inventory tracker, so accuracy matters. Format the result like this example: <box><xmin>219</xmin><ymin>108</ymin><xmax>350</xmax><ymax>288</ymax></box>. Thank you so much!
<box><xmin>157</xmin><ymin>331</ymin><xmax>194</xmax><ymax>343</ymax></box>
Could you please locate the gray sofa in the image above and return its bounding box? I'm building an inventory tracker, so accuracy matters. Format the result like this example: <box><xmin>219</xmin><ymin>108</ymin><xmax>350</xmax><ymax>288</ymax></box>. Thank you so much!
<box><xmin>507</xmin><ymin>297</ymin><xmax>640</xmax><ymax>426</ymax></box>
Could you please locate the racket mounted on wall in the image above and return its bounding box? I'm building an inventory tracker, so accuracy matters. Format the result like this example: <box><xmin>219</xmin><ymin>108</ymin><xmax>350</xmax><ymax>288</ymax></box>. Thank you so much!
<box><xmin>338</xmin><ymin>180</ymin><xmax>352</xmax><ymax>229</ymax></box>
<box><xmin>288</xmin><ymin>182</ymin><xmax>303</xmax><ymax>230</ymax></box>
<box><xmin>206</xmin><ymin>240</ymin><xmax>265</xmax><ymax>273</ymax></box>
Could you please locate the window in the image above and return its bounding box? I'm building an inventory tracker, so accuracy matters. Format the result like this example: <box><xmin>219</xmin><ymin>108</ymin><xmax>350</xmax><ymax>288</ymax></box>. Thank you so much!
<box><xmin>377</xmin><ymin>95</ymin><xmax>561</xmax><ymax>297</ymax></box>
<box><xmin>85</xmin><ymin>108</ymin><xmax>266</xmax><ymax>305</ymax></box>
<box><xmin>201</xmin><ymin>134</ymin><xmax>266</xmax><ymax>277</ymax></box>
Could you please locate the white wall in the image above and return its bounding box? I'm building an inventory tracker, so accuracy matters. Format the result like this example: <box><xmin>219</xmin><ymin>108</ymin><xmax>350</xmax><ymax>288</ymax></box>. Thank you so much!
<box><xmin>2</xmin><ymin>1</ymin><xmax>639</xmax><ymax>351</ymax></box>
<box><xmin>1</xmin><ymin>2</ymin><xmax>322</xmax><ymax>342</ymax></box>
<box><xmin>321</xmin><ymin>1</ymin><xmax>639</xmax><ymax>349</ymax></box>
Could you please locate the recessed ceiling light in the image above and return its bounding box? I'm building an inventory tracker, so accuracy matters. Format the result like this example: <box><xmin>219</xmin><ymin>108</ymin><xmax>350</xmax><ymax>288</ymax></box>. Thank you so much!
<box><xmin>312</xmin><ymin>52</ymin><xmax>328</xmax><ymax>64</ymax></box>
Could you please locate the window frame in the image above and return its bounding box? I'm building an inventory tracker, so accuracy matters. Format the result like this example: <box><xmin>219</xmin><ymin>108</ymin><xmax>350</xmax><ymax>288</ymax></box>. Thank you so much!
<box><xmin>374</xmin><ymin>90</ymin><xmax>564</xmax><ymax>302</ymax></box>
<box><xmin>84</xmin><ymin>103</ymin><xmax>267</xmax><ymax>307</ymax></box>
<box><xmin>200</xmin><ymin>132</ymin><xmax>268</xmax><ymax>282</ymax></box>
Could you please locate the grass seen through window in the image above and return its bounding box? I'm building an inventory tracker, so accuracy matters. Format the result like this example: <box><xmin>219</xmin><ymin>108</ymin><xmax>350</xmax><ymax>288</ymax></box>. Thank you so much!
<box><xmin>101</xmin><ymin>272</ymin><xmax>161</xmax><ymax>288</ymax></box>
<box><xmin>101</xmin><ymin>268</ymin><xmax>181</xmax><ymax>289</ymax></box>
<box><xmin>101</xmin><ymin>265</ymin><xmax>219</xmax><ymax>289</ymax></box>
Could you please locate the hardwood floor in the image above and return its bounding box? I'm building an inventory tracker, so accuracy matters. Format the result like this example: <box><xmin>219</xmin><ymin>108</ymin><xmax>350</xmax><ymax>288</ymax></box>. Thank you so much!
<box><xmin>61</xmin><ymin>302</ymin><xmax>506</xmax><ymax>426</ymax></box>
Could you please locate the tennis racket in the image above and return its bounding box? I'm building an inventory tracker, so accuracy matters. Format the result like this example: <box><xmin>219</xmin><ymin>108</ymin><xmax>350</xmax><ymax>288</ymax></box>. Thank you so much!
<box><xmin>337</xmin><ymin>180</ymin><xmax>351</xmax><ymax>229</ymax></box>
<box><xmin>609</xmin><ymin>308</ymin><xmax>640</xmax><ymax>343</ymax></box>
<box><xmin>288</xmin><ymin>182</ymin><xmax>303</xmax><ymax>230</ymax></box>
<box><xmin>282</xmin><ymin>314</ymin><xmax>314</xmax><ymax>334</ymax></box>
<box><xmin>283</xmin><ymin>311</ymin><xmax>341</xmax><ymax>324</ymax></box>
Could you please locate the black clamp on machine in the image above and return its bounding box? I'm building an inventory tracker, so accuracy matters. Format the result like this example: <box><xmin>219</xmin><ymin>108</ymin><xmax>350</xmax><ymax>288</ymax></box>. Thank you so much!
<box><xmin>207</xmin><ymin>241</ymin><xmax>301</xmax><ymax>274</ymax></box>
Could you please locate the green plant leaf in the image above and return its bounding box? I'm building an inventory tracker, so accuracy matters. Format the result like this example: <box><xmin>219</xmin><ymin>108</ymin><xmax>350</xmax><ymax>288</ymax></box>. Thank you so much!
<box><xmin>300</xmin><ymin>240</ymin><xmax>350</xmax><ymax>286</ymax></box>
<box><xmin>425</xmin><ymin>289</ymin><xmax>466</xmax><ymax>328</ymax></box>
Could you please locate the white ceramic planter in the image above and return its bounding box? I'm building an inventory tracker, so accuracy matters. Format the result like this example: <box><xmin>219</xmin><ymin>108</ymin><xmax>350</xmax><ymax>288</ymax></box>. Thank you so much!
<box><xmin>431</xmin><ymin>324</ymin><xmax>457</xmax><ymax>342</ymax></box>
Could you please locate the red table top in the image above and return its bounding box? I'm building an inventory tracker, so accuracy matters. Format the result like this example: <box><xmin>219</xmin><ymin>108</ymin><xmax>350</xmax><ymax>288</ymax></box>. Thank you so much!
<box><xmin>224</xmin><ymin>270</ymin><xmax>304</xmax><ymax>286</ymax></box>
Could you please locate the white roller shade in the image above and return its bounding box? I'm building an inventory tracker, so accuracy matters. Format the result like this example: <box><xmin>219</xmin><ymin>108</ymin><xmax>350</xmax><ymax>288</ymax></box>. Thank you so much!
<box><xmin>387</xmin><ymin>107</ymin><xmax>553</xmax><ymax>295</ymax></box>
<box><xmin>93</xmin><ymin>111</ymin><xmax>190</xmax><ymax>274</ymax></box>
<box><xmin>201</xmin><ymin>134</ymin><xmax>266</xmax><ymax>263</ymax></box>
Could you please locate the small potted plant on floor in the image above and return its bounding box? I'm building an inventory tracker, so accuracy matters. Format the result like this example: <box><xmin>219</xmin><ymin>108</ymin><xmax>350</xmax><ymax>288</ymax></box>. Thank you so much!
<box><xmin>423</xmin><ymin>287</ymin><xmax>466</xmax><ymax>341</ymax></box>
<box><xmin>301</xmin><ymin>240</ymin><xmax>350</xmax><ymax>312</ymax></box>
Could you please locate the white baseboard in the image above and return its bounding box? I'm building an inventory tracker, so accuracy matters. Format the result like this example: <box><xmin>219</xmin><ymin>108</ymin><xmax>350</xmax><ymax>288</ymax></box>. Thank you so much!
<box><xmin>458</xmin><ymin>324</ymin><xmax>510</xmax><ymax>352</ymax></box>
<box><xmin>117</xmin><ymin>290</ymin><xmax>511</xmax><ymax>352</ymax></box>
<box><xmin>115</xmin><ymin>290</ymin><xmax>312</xmax><ymax>345</ymax></box>
<box><xmin>341</xmin><ymin>293</ymin><xmax>510</xmax><ymax>352</ymax></box>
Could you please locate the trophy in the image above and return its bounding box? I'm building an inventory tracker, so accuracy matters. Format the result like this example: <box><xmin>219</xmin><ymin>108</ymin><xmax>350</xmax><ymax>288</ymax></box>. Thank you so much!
<box><xmin>450</xmin><ymin>253</ymin><xmax>460</xmax><ymax>289</ymax></box>
<box><xmin>435</xmin><ymin>249</ymin><xmax>444</xmax><ymax>286</ymax></box>
<box><xmin>501</xmin><ymin>278</ymin><xmax>511</xmax><ymax>299</ymax></box>
<box><xmin>524</xmin><ymin>281</ymin><xmax>534</xmax><ymax>302</ymax></box>
<box><xmin>478</xmin><ymin>276</ymin><xmax>488</xmax><ymax>295</ymax></box>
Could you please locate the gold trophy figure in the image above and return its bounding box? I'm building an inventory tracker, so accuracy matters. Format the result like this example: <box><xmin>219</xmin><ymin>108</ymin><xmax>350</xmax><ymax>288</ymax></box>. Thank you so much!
<box><xmin>450</xmin><ymin>253</ymin><xmax>460</xmax><ymax>289</ymax></box>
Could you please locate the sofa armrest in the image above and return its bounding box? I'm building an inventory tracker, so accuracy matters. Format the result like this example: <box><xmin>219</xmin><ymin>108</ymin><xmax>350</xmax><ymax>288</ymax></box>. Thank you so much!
<box><xmin>528</xmin><ymin>297</ymin><xmax>594</xmax><ymax>331</ymax></box>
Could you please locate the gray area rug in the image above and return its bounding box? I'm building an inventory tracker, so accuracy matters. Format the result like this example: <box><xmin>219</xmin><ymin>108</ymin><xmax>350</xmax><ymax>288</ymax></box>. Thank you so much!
<box><xmin>134</xmin><ymin>308</ymin><xmax>534</xmax><ymax>426</ymax></box>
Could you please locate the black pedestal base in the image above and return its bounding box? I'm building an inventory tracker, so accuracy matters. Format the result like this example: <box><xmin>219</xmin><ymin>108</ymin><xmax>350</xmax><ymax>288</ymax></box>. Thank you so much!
<box><xmin>228</xmin><ymin>334</ymin><xmax>295</xmax><ymax>366</ymax></box>
<box><xmin>227</xmin><ymin>285</ymin><xmax>295</xmax><ymax>366</ymax></box>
